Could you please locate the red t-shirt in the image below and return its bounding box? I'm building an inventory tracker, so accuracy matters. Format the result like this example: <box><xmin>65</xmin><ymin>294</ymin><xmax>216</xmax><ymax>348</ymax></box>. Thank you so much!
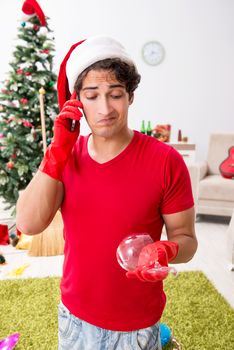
<box><xmin>61</xmin><ymin>130</ymin><xmax>194</xmax><ymax>331</ymax></box>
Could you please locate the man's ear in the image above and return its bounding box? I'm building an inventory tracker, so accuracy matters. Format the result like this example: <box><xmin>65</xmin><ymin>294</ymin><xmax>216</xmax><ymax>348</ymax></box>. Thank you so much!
<box><xmin>129</xmin><ymin>93</ymin><xmax>134</xmax><ymax>105</ymax></box>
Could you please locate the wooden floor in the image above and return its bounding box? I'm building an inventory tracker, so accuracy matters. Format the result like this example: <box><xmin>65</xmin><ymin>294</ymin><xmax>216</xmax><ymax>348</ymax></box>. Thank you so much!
<box><xmin>0</xmin><ymin>207</ymin><xmax>234</xmax><ymax>309</ymax></box>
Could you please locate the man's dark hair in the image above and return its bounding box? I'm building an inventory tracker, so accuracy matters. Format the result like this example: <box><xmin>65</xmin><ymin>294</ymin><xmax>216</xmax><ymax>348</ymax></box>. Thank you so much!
<box><xmin>74</xmin><ymin>58</ymin><xmax>141</xmax><ymax>99</ymax></box>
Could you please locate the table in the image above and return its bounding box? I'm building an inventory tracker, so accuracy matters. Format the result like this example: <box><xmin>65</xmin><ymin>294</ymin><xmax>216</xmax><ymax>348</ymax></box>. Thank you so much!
<box><xmin>167</xmin><ymin>142</ymin><xmax>196</xmax><ymax>165</ymax></box>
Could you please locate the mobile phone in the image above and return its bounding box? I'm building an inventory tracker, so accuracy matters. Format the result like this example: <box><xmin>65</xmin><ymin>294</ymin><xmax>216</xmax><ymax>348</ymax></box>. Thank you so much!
<box><xmin>70</xmin><ymin>93</ymin><xmax>80</xmax><ymax>132</ymax></box>
<box><xmin>70</xmin><ymin>120</ymin><xmax>76</xmax><ymax>132</ymax></box>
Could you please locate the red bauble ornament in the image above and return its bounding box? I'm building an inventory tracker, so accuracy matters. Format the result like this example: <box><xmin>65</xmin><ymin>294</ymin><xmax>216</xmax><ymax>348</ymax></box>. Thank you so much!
<box><xmin>33</xmin><ymin>24</ymin><xmax>40</xmax><ymax>32</ymax></box>
<box><xmin>20</xmin><ymin>98</ymin><xmax>28</xmax><ymax>105</ymax></box>
<box><xmin>23</xmin><ymin>120</ymin><xmax>33</xmax><ymax>127</ymax></box>
<box><xmin>11</xmin><ymin>153</ymin><xmax>17</xmax><ymax>160</ymax></box>
<box><xmin>1</xmin><ymin>89</ymin><xmax>9</xmax><ymax>95</ymax></box>
<box><xmin>7</xmin><ymin>161</ymin><xmax>14</xmax><ymax>169</ymax></box>
<box><xmin>41</xmin><ymin>49</ymin><xmax>49</xmax><ymax>54</ymax></box>
<box><xmin>16</xmin><ymin>68</ymin><xmax>24</xmax><ymax>75</ymax></box>
<box><xmin>24</xmin><ymin>71</ymin><xmax>31</xmax><ymax>76</ymax></box>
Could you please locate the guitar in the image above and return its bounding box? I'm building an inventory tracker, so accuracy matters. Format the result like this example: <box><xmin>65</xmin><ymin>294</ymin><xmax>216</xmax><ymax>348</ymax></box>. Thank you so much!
<box><xmin>219</xmin><ymin>146</ymin><xmax>234</xmax><ymax>179</ymax></box>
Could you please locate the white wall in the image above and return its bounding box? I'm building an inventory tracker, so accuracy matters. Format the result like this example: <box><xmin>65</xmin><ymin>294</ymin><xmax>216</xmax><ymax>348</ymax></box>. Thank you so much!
<box><xmin>1</xmin><ymin>0</ymin><xmax>234</xmax><ymax>160</ymax></box>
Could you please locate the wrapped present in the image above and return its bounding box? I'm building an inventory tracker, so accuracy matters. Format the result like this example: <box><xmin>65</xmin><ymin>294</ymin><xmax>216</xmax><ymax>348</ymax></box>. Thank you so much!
<box><xmin>16</xmin><ymin>234</ymin><xmax>32</xmax><ymax>250</ymax></box>
<box><xmin>0</xmin><ymin>224</ymin><xmax>9</xmax><ymax>245</ymax></box>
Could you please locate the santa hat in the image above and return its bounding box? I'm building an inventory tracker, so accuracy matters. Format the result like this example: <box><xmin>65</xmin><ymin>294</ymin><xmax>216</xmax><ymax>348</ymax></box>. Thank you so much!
<box><xmin>22</xmin><ymin>0</ymin><xmax>46</xmax><ymax>26</ymax></box>
<box><xmin>57</xmin><ymin>36</ymin><xmax>136</xmax><ymax>110</ymax></box>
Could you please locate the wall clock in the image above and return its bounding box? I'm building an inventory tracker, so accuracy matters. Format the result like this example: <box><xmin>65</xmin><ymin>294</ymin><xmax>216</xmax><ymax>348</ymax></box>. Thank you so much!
<box><xmin>142</xmin><ymin>41</ymin><xmax>165</xmax><ymax>66</ymax></box>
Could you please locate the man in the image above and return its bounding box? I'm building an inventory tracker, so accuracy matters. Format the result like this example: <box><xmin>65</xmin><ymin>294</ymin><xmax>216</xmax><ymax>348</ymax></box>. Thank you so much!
<box><xmin>16</xmin><ymin>36</ymin><xmax>197</xmax><ymax>350</ymax></box>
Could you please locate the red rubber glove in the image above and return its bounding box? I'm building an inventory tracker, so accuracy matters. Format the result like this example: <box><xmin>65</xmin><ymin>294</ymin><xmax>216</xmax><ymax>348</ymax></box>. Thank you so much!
<box><xmin>126</xmin><ymin>241</ymin><xmax>179</xmax><ymax>282</ymax></box>
<box><xmin>39</xmin><ymin>91</ymin><xmax>83</xmax><ymax>181</ymax></box>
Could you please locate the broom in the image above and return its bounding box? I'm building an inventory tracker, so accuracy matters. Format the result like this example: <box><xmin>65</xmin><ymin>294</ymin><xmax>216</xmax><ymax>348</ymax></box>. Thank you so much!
<box><xmin>28</xmin><ymin>87</ymin><xmax>64</xmax><ymax>256</ymax></box>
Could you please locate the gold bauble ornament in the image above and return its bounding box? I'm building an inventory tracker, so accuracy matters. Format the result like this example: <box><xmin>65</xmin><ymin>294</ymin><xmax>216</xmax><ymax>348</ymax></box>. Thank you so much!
<box><xmin>39</xmin><ymin>87</ymin><xmax>46</xmax><ymax>95</ymax></box>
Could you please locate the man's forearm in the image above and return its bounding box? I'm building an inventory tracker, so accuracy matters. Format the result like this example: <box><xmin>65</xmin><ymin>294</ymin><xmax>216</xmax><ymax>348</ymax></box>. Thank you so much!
<box><xmin>169</xmin><ymin>233</ymin><xmax>198</xmax><ymax>263</ymax></box>
<box><xmin>16</xmin><ymin>170</ymin><xmax>64</xmax><ymax>235</ymax></box>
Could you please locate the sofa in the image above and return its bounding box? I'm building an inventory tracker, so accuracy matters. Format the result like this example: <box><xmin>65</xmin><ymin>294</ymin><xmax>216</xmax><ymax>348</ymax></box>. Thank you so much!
<box><xmin>227</xmin><ymin>210</ymin><xmax>234</xmax><ymax>270</ymax></box>
<box><xmin>190</xmin><ymin>133</ymin><xmax>234</xmax><ymax>217</ymax></box>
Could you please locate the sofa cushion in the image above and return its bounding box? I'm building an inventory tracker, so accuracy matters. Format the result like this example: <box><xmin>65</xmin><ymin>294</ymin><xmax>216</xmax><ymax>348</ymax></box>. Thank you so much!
<box><xmin>199</xmin><ymin>175</ymin><xmax>234</xmax><ymax>201</ymax></box>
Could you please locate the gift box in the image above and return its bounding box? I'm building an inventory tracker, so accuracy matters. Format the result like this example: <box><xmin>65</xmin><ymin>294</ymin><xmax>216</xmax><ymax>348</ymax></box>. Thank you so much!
<box><xmin>0</xmin><ymin>224</ymin><xmax>10</xmax><ymax>245</ymax></box>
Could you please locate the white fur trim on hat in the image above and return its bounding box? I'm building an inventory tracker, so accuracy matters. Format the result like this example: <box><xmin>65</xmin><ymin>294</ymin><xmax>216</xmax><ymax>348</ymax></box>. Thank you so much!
<box><xmin>66</xmin><ymin>36</ymin><xmax>136</xmax><ymax>94</ymax></box>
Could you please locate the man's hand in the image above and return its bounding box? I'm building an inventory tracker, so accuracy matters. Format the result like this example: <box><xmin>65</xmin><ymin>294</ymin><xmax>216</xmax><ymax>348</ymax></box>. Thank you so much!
<box><xmin>54</xmin><ymin>91</ymin><xmax>83</xmax><ymax>135</ymax></box>
<box><xmin>126</xmin><ymin>241</ymin><xmax>178</xmax><ymax>282</ymax></box>
<box><xmin>39</xmin><ymin>91</ymin><xmax>83</xmax><ymax>181</ymax></box>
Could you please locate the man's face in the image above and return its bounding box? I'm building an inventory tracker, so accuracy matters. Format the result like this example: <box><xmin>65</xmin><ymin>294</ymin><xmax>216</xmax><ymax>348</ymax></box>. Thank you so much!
<box><xmin>79</xmin><ymin>69</ymin><xmax>133</xmax><ymax>139</ymax></box>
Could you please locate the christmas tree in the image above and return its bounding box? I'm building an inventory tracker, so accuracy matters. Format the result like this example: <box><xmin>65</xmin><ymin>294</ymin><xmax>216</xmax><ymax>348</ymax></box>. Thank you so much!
<box><xmin>0</xmin><ymin>0</ymin><xmax>58</xmax><ymax>212</ymax></box>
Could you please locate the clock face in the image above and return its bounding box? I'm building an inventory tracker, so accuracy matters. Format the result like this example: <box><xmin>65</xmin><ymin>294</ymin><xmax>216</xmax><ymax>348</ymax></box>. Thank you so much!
<box><xmin>142</xmin><ymin>41</ymin><xmax>165</xmax><ymax>66</ymax></box>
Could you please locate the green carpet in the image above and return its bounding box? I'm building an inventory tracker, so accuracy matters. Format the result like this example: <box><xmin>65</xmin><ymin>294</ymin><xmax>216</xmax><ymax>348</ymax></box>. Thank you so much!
<box><xmin>0</xmin><ymin>272</ymin><xmax>233</xmax><ymax>350</ymax></box>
